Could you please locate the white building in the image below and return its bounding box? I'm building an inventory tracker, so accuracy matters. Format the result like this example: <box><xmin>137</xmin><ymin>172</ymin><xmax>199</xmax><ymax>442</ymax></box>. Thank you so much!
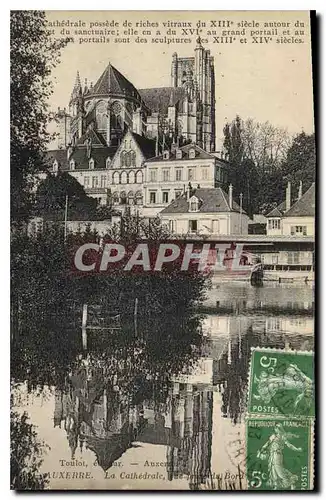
<box><xmin>266</xmin><ymin>182</ymin><xmax>315</xmax><ymax>237</ymax></box>
<box><xmin>143</xmin><ymin>143</ymin><xmax>228</xmax><ymax>218</ymax></box>
<box><xmin>160</xmin><ymin>184</ymin><xmax>249</xmax><ymax>236</ymax></box>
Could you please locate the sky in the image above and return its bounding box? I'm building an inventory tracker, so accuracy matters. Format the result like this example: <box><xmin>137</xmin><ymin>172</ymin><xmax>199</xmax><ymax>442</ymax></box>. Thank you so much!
<box><xmin>46</xmin><ymin>11</ymin><xmax>315</xmax><ymax>147</ymax></box>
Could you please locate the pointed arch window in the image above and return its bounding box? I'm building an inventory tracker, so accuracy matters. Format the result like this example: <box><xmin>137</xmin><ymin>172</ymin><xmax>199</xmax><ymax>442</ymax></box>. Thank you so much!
<box><xmin>136</xmin><ymin>170</ymin><xmax>143</xmax><ymax>184</ymax></box>
<box><xmin>53</xmin><ymin>159</ymin><xmax>59</xmax><ymax>172</ymax></box>
<box><xmin>70</xmin><ymin>159</ymin><xmax>75</xmax><ymax>170</ymax></box>
<box><xmin>130</xmin><ymin>151</ymin><xmax>136</xmax><ymax>166</ymax></box>
<box><xmin>89</xmin><ymin>158</ymin><xmax>95</xmax><ymax>170</ymax></box>
<box><xmin>96</xmin><ymin>101</ymin><xmax>107</xmax><ymax>130</ymax></box>
<box><xmin>128</xmin><ymin>171</ymin><xmax>135</xmax><ymax>184</ymax></box>
<box><xmin>112</xmin><ymin>171</ymin><xmax>120</xmax><ymax>184</ymax></box>
<box><xmin>121</xmin><ymin>171</ymin><xmax>128</xmax><ymax>184</ymax></box>
<box><xmin>120</xmin><ymin>151</ymin><xmax>127</xmax><ymax>167</ymax></box>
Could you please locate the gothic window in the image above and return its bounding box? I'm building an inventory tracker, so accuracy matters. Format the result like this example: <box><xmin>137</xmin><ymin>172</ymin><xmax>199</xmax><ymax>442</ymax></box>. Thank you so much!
<box><xmin>120</xmin><ymin>151</ymin><xmax>127</xmax><ymax>167</ymax></box>
<box><xmin>125</xmin><ymin>152</ymin><xmax>131</xmax><ymax>168</ymax></box>
<box><xmin>70</xmin><ymin>159</ymin><xmax>75</xmax><ymax>170</ymax></box>
<box><xmin>96</xmin><ymin>101</ymin><xmax>107</xmax><ymax>130</ymax></box>
<box><xmin>135</xmin><ymin>190</ymin><xmax>143</xmax><ymax>205</ymax></box>
<box><xmin>89</xmin><ymin>158</ymin><xmax>94</xmax><ymax>170</ymax></box>
<box><xmin>130</xmin><ymin>151</ymin><xmax>136</xmax><ymax>166</ymax></box>
<box><xmin>120</xmin><ymin>191</ymin><xmax>127</xmax><ymax>204</ymax></box>
<box><xmin>53</xmin><ymin>160</ymin><xmax>59</xmax><ymax>172</ymax></box>
<box><xmin>111</xmin><ymin>101</ymin><xmax>122</xmax><ymax>115</ymax></box>
<box><xmin>128</xmin><ymin>171</ymin><xmax>135</xmax><ymax>184</ymax></box>
<box><xmin>106</xmin><ymin>157</ymin><xmax>111</xmax><ymax>168</ymax></box>
<box><xmin>112</xmin><ymin>171</ymin><xmax>120</xmax><ymax>184</ymax></box>
<box><xmin>188</xmin><ymin>148</ymin><xmax>196</xmax><ymax>159</ymax></box>
<box><xmin>136</xmin><ymin>170</ymin><xmax>143</xmax><ymax>183</ymax></box>
<box><xmin>121</xmin><ymin>171</ymin><xmax>128</xmax><ymax>184</ymax></box>
<box><xmin>127</xmin><ymin>191</ymin><xmax>134</xmax><ymax>205</ymax></box>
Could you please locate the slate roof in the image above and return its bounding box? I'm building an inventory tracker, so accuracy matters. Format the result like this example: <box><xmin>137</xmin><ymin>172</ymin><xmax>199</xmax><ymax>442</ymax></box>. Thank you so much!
<box><xmin>87</xmin><ymin>63</ymin><xmax>141</xmax><ymax>100</ymax></box>
<box><xmin>45</xmin><ymin>146</ymin><xmax>116</xmax><ymax>171</ymax></box>
<box><xmin>161</xmin><ymin>187</ymin><xmax>246</xmax><ymax>215</ymax></box>
<box><xmin>283</xmin><ymin>183</ymin><xmax>315</xmax><ymax>218</ymax></box>
<box><xmin>266</xmin><ymin>201</ymin><xmax>286</xmax><ymax>218</ymax></box>
<box><xmin>76</xmin><ymin>128</ymin><xmax>108</xmax><ymax>147</ymax></box>
<box><xmin>146</xmin><ymin>143</ymin><xmax>215</xmax><ymax>163</ymax></box>
<box><xmin>131</xmin><ymin>131</ymin><xmax>156</xmax><ymax>159</ymax></box>
<box><xmin>139</xmin><ymin>87</ymin><xmax>186</xmax><ymax>114</ymax></box>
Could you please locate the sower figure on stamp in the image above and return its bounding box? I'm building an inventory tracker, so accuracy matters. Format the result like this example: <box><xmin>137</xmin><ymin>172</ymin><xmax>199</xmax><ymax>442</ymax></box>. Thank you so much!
<box><xmin>257</xmin><ymin>423</ymin><xmax>302</xmax><ymax>490</ymax></box>
<box><xmin>253</xmin><ymin>363</ymin><xmax>313</xmax><ymax>409</ymax></box>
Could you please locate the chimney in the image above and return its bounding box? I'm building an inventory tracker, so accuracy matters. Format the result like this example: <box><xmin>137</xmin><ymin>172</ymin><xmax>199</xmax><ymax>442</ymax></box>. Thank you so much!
<box><xmin>298</xmin><ymin>180</ymin><xmax>303</xmax><ymax>200</ymax></box>
<box><xmin>286</xmin><ymin>182</ymin><xmax>291</xmax><ymax>212</ymax></box>
<box><xmin>228</xmin><ymin>184</ymin><xmax>233</xmax><ymax>209</ymax></box>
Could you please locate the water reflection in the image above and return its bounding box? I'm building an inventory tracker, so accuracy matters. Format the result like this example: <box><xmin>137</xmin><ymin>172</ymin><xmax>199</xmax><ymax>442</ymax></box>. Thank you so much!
<box><xmin>12</xmin><ymin>283</ymin><xmax>314</xmax><ymax>490</ymax></box>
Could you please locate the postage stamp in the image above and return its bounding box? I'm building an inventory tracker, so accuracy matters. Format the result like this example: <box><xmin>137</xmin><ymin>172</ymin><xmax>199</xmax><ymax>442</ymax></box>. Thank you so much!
<box><xmin>247</xmin><ymin>348</ymin><xmax>314</xmax><ymax>418</ymax></box>
<box><xmin>246</xmin><ymin>418</ymin><xmax>313</xmax><ymax>491</ymax></box>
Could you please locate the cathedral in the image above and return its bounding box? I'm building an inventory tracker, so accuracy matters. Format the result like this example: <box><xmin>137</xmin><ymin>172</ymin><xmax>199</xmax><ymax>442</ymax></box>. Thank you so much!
<box><xmin>53</xmin><ymin>37</ymin><xmax>216</xmax><ymax>154</ymax></box>
<box><xmin>45</xmin><ymin>38</ymin><xmax>228</xmax><ymax>215</ymax></box>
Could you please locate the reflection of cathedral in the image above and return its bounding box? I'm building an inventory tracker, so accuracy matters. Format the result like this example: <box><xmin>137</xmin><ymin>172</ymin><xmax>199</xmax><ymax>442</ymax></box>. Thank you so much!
<box><xmin>53</xmin><ymin>363</ymin><xmax>214</xmax><ymax>489</ymax></box>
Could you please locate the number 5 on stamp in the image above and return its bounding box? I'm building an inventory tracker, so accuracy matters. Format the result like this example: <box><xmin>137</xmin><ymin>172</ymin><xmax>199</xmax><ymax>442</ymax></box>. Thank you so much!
<box><xmin>246</xmin><ymin>418</ymin><xmax>313</xmax><ymax>491</ymax></box>
<box><xmin>247</xmin><ymin>348</ymin><xmax>314</xmax><ymax>418</ymax></box>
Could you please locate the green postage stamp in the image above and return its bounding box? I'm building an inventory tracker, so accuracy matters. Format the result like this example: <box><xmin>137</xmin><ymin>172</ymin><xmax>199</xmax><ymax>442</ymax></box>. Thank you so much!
<box><xmin>247</xmin><ymin>348</ymin><xmax>314</xmax><ymax>418</ymax></box>
<box><xmin>246</xmin><ymin>418</ymin><xmax>313</xmax><ymax>491</ymax></box>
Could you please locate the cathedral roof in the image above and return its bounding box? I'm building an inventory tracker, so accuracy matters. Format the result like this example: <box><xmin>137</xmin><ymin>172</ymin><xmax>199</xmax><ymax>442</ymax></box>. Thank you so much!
<box><xmin>131</xmin><ymin>131</ymin><xmax>156</xmax><ymax>159</ymax></box>
<box><xmin>88</xmin><ymin>63</ymin><xmax>141</xmax><ymax>100</ymax></box>
<box><xmin>139</xmin><ymin>87</ymin><xmax>186</xmax><ymax>114</ymax></box>
<box><xmin>161</xmin><ymin>187</ymin><xmax>246</xmax><ymax>215</ymax></box>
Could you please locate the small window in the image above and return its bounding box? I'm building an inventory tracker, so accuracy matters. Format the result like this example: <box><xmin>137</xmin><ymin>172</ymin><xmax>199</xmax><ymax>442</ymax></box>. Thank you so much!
<box><xmin>188</xmin><ymin>148</ymin><xmax>196</xmax><ymax>159</ymax></box>
<box><xmin>84</xmin><ymin>176</ymin><xmax>90</xmax><ymax>187</ymax></box>
<box><xmin>53</xmin><ymin>160</ymin><xmax>59</xmax><ymax>172</ymax></box>
<box><xmin>149</xmin><ymin>192</ymin><xmax>156</xmax><ymax>204</ymax></box>
<box><xmin>190</xmin><ymin>200</ymin><xmax>198</xmax><ymax>212</ymax></box>
<box><xmin>176</xmin><ymin>169</ymin><xmax>182</xmax><ymax>181</ymax></box>
<box><xmin>92</xmin><ymin>176</ymin><xmax>98</xmax><ymax>188</ymax></box>
<box><xmin>163</xmin><ymin>151</ymin><xmax>170</xmax><ymax>160</ymax></box>
<box><xmin>188</xmin><ymin>168</ymin><xmax>194</xmax><ymax>181</ymax></box>
<box><xmin>202</xmin><ymin>167</ymin><xmax>208</xmax><ymax>180</ymax></box>
<box><xmin>162</xmin><ymin>169</ymin><xmax>170</xmax><ymax>182</ymax></box>
<box><xmin>106</xmin><ymin>157</ymin><xmax>111</xmax><ymax>168</ymax></box>
<box><xmin>70</xmin><ymin>159</ymin><xmax>75</xmax><ymax>170</ymax></box>
<box><xmin>149</xmin><ymin>169</ymin><xmax>157</xmax><ymax>182</ymax></box>
<box><xmin>175</xmin><ymin>190</ymin><xmax>182</xmax><ymax>198</ymax></box>
<box><xmin>189</xmin><ymin>220</ymin><xmax>198</xmax><ymax>233</ymax></box>
<box><xmin>162</xmin><ymin>191</ymin><xmax>169</xmax><ymax>204</ymax></box>
<box><xmin>89</xmin><ymin>158</ymin><xmax>94</xmax><ymax>170</ymax></box>
<box><xmin>169</xmin><ymin>220</ymin><xmax>175</xmax><ymax>233</ymax></box>
<box><xmin>100</xmin><ymin>175</ymin><xmax>106</xmax><ymax>188</ymax></box>
<box><xmin>176</xmin><ymin>149</ymin><xmax>182</xmax><ymax>159</ymax></box>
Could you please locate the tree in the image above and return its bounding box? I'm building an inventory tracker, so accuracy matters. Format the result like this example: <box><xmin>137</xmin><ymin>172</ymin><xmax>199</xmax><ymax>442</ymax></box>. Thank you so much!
<box><xmin>11</xmin><ymin>410</ymin><xmax>49</xmax><ymax>490</ymax></box>
<box><xmin>11</xmin><ymin>11</ymin><xmax>67</xmax><ymax>223</ymax></box>
<box><xmin>281</xmin><ymin>132</ymin><xmax>316</xmax><ymax>193</ymax></box>
<box><xmin>35</xmin><ymin>172</ymin><xmax>98</xmax><ymax>220</ymax></box>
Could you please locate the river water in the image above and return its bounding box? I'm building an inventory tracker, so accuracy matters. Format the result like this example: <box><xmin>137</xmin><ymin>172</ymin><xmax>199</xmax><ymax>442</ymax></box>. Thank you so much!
<box><xmin>11</xmin><ymin>282</ymin><xmax>314</xmax><ymax>490</ymax></box>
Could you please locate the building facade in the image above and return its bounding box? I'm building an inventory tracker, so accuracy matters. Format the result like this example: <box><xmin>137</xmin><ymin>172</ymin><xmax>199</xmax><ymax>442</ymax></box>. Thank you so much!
<box><xmin>160</xmin><ymin>185</ymin><xmax>249</xmax><ymax>236</ymax></box>
<box><xmin>266</xmin><ymin>182</ymin><xmax>315</xmax><ymax>238</ymax></box>
<box><xmin>143</xmin><ymin>143</ymin><xmax>228</xmax><ymax>217</ymax></box>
